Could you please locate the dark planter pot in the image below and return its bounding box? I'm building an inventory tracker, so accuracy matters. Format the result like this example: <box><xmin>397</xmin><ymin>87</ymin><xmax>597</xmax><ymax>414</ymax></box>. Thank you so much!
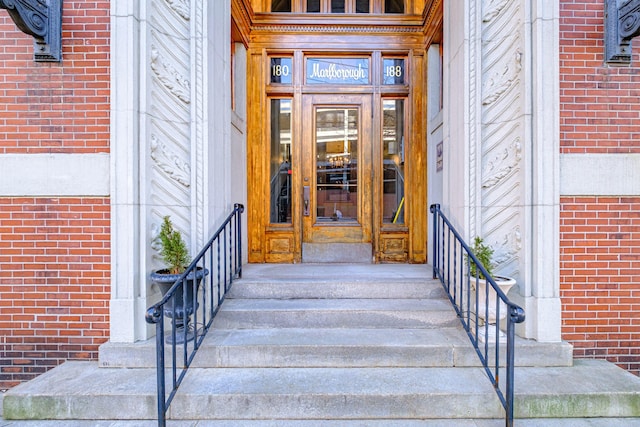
<box><xmin>150</xmin><ymin>267</ymin><xmax>208</xmax><ymax>344</ymax></box>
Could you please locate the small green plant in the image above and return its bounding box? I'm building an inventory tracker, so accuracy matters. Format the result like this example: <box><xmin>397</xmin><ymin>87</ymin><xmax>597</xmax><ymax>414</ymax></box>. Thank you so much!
<box><xmin>468</xmin><ymin>236</ymin><xmax>494</xmax><ymax>279</ymax></box>
<box><xmin>157</xmin><ymin>216</ymin><xmax>190</xmax><ymax>274</ymax></box>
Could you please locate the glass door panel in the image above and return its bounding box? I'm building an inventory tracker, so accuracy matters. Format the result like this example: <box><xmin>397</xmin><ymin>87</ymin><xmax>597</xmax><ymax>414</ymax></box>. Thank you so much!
<box><xmin>315</xmin><ymin>108</ymin><xmax>358</xmax><ymax>223</ymax></box>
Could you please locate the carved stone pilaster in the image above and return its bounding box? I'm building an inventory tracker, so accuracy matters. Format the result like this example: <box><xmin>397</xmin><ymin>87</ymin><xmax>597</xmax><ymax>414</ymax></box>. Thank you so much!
<box><xmin>0</xmin><ymin>0</ymin><xmax>62</xmax><ymax>61</ymax></box>
<box><xmin>147</xmin><ymin>0</ymin><xmax>192</xmax><ymax>265</ymax></box>
<box><xmin>479</xmin><ymin>0</ymin><xmax>524</xmax><ymax>279</ymax></box>
<box><xmin>605</xmin><ymin>0</ymin><xmax>640</xmax><ymax>64</ymax></box>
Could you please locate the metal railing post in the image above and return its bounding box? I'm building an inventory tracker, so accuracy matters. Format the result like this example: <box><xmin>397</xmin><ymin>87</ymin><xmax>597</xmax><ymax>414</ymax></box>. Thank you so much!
<box><xmin>430</xmin><ymin>204</ymin><xmax>440</xmax><ymax>279</ymax></box>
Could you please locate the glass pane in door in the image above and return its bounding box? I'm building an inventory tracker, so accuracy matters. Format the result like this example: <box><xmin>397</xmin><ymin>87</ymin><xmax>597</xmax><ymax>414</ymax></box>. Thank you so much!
<box><xmin>382</xmin><ymin>99</ymin><xmax>405</xmax><ymax>223</ymax></box>
<box><xmin>269</xmin><ymin>99</ymin><xmax>292</xmax><ymax>223</ymax></box>
<box><xmin>315</xmin><ymin>108</ymin><xmax>358</xmax><ymax>223</ymax></box>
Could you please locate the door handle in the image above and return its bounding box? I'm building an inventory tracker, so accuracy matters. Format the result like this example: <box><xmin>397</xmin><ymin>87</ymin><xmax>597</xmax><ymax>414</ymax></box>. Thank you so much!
<box><xmin>303</xmin><ymin>185</ymin><xmax>310</xmax><ymax>216</ymax></box>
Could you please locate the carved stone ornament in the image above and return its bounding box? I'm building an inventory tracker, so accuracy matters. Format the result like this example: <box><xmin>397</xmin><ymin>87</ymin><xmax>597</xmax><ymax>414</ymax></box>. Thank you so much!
<box><xmin>482</xmin><ymin>49</ymin><xmax>522</xmax><ymax>106</ymax></box>
<box><xmin>165</xmin><ymin>0</ymin><xmax>190</xmax><ymax>21</ymax></box>
<box><xmin>482</xmin><ymin>137</ymin><xmax>522</xmax><ymax>189</ymax></box>
<box><xmin>605</xmin><ymin>0</ymin><xmax>640</xmax><ymax>64</ymax></box>
<box><xmin>150</xmin><ymin>134</ymin><xmax>191</xmax><ymax>188</ymax></box>
<box><xmin>0</xmin><ymin>0</ymin><xmax>62</xmax><ymax>62</ymax></box>
<box><xmin>150</xmin><ymin>44</ymin><xmax>191</xmax><ymax>104</ymax></box>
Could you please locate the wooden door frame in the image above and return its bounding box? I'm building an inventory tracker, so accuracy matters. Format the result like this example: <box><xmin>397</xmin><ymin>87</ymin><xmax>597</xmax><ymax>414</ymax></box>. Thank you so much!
<box><xmin>247</xmin><ymin>51</ymin><xmax>427</xmax><ymax>265</ymax></box>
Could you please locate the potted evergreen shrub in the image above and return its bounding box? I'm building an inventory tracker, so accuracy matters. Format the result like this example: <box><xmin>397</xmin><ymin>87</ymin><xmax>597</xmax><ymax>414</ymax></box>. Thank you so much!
<box><xmin>468</xmin><ymin>236</ymin><xmax>495</xmax><ymax>280</ymax></box>
<box><xmin>150</xmin><ymin>216</ymin><xmax>206</xmax><ymax>343</ymax></box>
<box><xmin>467</xmin><ymin>236</ymin><xmax>516</xmax><ymax>341</ymax></box>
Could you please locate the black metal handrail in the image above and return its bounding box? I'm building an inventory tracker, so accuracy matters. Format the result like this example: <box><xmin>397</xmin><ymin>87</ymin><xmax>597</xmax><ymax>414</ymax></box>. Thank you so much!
<box><xmin>145</xmin><ymin>203</ymin><xmax>244</xmax><ymax>427</ymax></box>
<box><xmin>430</xmin><ymin>204</ymin><xmax>525</xmax><ymax>427</ymax></box>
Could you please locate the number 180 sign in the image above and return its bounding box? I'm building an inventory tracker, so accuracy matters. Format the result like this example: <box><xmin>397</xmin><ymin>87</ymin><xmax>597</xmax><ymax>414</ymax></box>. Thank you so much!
<box><xmin>270</xmin><ymin>57</ymin><xmax>292</xmax><ymax>84</ymax></box>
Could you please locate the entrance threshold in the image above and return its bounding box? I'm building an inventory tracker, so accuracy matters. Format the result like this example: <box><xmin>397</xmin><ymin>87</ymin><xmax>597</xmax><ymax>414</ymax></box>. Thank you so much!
<box><xmin>302</xmin><ymin>243</ymin><xmax>372</xmax><ymax>263</ymax></box>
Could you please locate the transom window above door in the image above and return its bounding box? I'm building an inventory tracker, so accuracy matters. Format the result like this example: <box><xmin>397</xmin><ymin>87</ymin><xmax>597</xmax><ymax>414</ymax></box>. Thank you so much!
<box><xmin>271</xmin><ymin>0</ymin><xmax>404</xmax><ymax>14</ymax></box>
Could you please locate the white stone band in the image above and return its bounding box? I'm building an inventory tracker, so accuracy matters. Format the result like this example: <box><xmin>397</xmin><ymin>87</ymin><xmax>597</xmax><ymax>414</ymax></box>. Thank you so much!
<box><xmin>560</xmin><ymin>153</ymin><xmax>640</xmax><ymax>196</ymax></box>
<box><xmin>0</xmin><ymin>153</ymin><xmax>110</xmax><ymax>196</ymax></box>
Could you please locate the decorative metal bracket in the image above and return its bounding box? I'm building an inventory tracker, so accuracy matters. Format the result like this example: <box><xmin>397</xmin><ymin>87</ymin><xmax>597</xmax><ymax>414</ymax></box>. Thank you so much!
<box><xmin>605</xmin><ymin>0</ymin><xmax>640</xmax><ymax>64</ymax></box>
<box><xmin>0</xmin><ymin>0</ymin><xmax>62</xmax><ymax>62</ymax></box>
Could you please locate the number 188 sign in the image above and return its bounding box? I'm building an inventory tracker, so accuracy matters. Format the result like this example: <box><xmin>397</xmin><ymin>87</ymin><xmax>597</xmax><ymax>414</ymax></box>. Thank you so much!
<box><xmin>383</xmin><ymin>58</ymin><xmax>405</xmax><ymax>85</ymax></box>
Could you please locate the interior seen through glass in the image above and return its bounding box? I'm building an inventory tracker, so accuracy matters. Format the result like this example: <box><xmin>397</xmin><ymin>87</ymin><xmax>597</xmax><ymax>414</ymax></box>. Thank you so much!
<box><xmin>269</xmin><ymin>99</ymin><xmax>292</xmax><ymax>223</ymax></box>
<box><xmin>315</xmin><ymin>107</ymin><xmax>359</xmax><ymax>223</ymax></box>
<box><xmin>382</xmin><ymin>99</ymin><xmax>405</xmax><ymax>223</ymax></box>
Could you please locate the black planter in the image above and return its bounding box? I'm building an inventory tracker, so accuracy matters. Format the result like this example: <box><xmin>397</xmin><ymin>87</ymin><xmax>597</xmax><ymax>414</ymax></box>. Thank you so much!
<box><xmin>150</xmin><ymin>267</ymin><xmax>208</xmax><ymax>344</ymax></box>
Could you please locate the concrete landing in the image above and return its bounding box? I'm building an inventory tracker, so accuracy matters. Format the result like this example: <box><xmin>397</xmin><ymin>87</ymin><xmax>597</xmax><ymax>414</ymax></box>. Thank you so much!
<box><xmin>302</xmin><ymin>243</ymin><xmax>373</xmax><ymax>263</ymax></box>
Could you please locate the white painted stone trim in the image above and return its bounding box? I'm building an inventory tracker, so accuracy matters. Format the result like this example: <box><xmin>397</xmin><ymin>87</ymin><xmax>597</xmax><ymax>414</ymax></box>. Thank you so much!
<box><xmin>0</xmin><ymin>154</ymin><xmax>109</xmax><ymax>196</ymax></box>
<box><xmin>560</xmin><ymin>153</ymin><xmax>640</xmax><ymax>196</ymax></box>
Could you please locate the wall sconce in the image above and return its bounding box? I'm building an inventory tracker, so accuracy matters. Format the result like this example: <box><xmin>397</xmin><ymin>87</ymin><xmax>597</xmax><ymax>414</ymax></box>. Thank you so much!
<box><xmin>0</xmin><ymin>0</ymin><xmax>62</xmax><ymax>62</ymax></box>
<box><xmin>605</xmin><ymin>0</ymin><xmax>640</xmax><ymax>64</ymax></box>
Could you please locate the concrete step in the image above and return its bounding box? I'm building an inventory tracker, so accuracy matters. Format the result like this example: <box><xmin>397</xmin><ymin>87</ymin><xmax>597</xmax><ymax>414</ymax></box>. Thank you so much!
<box><xmin>237</xmin><ymin>263</ymin><xmax>431</xmax><ymax>283</ymax></box>
<box><xmin>227</xmin><ymin>279</ymin><xmax>446</xmax><ymax>299</ymax></box>
<box><xmin>192</xmin><ymin>327</ymin><xmax>468</xmax><ymax>368</ymax></box>
<box><xmin>4</xmin><ymin>419</ymin><xmax>640</xmax><ymax>427</ymax></box>
<box><xmin>211</xmin><ymin>298</ymin><xmax>460</xmax><ymax>329</ymax></box>
<box><xmin>4</xmin><ymin>360</ymin><xmax>640</xmax><ymax>421</ymax></box>
<box><xmin>99</xmin><ymin>329</ymin><xmax>574</xmax><ymax>369</ymax></box>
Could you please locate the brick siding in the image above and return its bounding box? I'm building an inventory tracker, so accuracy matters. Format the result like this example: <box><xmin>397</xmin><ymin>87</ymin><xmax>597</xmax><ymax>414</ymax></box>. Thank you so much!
<box><xmin>560</xmin><ymin>0</ymin><xmax>640</xmax><ymax>375</ymax></box>
<box><xmin>560</xmin><ymin>197</ymin><xmax>640</xmax><ymax>376</ymax></box>
<box><xmin>0</xmin><ymin>198</ymin><xmax>110</xmax><ymax>388</ymax></box>
<box><xmin>0</xmin><ymin>2</ymin><xmax>110</xmax><ymax>154</ymax></box>
<box><xmin>0</xmin><ymin>1</ymin><xmax>110</xmax><ymax>388</ymax></box>
<box><xmin>560</xmin><ymin>0</ymin><xmax>640</xmax><ymax>154</ymax></box>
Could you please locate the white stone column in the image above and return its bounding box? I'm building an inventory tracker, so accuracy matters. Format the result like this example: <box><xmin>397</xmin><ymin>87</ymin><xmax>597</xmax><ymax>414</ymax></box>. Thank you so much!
<box><xmin>520</xmin><ymin>0</ymin><xmax>561</xmax><ymax>342</ymax></box>
<box><xmin>110</xmin><ymin>0</ymin><xmax>144</xmax><ymax>342</ymax></box>
<box><xmin>442</xmin><ymin>0</ymin><xmax>561</xmax><ymax>342</ymax></box>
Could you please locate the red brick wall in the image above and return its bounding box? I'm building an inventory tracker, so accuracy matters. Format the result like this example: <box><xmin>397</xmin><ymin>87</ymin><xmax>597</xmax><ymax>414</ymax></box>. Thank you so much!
<box><xmin>0</xmin><ymin>2</ymin><xmax>110</xmax><ymax>388</ymax></box>
<box><xmin>560</xmin><ymin>197</ymin><xmax>640</xmax><ymax>376</ymax></box>
<box><xmin>560</xmin><ymin>0</ymin><xmax>640</xmax><ymax>375</ymax></box>
<box><xmin>0</xmin><ymin>2</ymin><xmax>110</xmax><ymax>154</ymax></box>
<box><xmin>560</xmin><ymin>0</ymin><xmax>640</xmax><ymax>154</ymax></box>
<box><xmin>0</xmin><ymin>198</ymin><xmax>110</xmax><ymax>388</ymax></box>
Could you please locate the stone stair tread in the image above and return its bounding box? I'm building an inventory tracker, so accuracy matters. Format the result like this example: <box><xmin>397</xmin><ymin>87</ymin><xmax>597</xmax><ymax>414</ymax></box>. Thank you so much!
<box><xmin>6</xmin><ymin>359</ymin><xmax>640</xmax><ymax>420</ymax></box>
<box><xmin>227</xmin><ymin>280</ymin><xmax>445</xmax><ymax>299</ymax></box>
<box><xmin>237</xmin><ymin>263</ymin><xmax>432</xmax><ymax>282</ymax></box>
<box><xmin>212</xmin><ymin>298</ymin><xmax>459</xmax><ymax>329</ymax></box>
<box><xmin>212</xmin><ymin>298</ymin><xmax>460</xmax><ymax>329</ymax></box>
<box><xmin>205</xmin><ymin>327</ymin><xmax>469</xmax><ymax>347</ymax></box>
<box><xmin>190</xmin><ymin>327</ymin><xmax>471</xmax><ymax>368</ymax></box>
<box><xmin>3</xmin><ymin>420</ymin><xmax>640</xmax><ymax>427</ymax></box>
<box><xmin>514</xmin><ymin>359</ymin><xmax>640</xmax><ymax>418</ymax></box>
<box><xmin>99</xmin><ymin>329</ymin><xmax>574</xmax><ymax>369</ymax></box>
<box><xmin>217</xmin><ymin>298</ymin><xmax>453</xmax><ymax>311</ymax></box>
<box><xmin>172</xmin><ymin>366</ymin><xmax>503</xmax><ymax>419</ymax></box>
